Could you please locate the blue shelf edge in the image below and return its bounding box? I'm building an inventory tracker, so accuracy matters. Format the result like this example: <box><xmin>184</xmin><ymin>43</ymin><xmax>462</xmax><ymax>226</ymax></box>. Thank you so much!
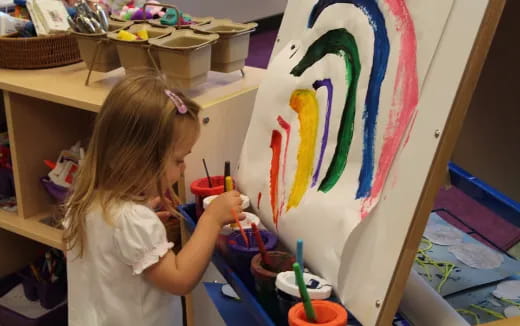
<box><xmin>448</xmin><ymin>162</ymin><xmax>520</xmax><ymax>228</ymax></box>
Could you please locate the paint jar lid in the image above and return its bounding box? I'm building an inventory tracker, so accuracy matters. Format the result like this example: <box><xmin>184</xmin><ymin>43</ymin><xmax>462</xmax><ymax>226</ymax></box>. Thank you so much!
<box><xmin>222</xmin><ymin>212</ymin><xmax>260</xmax><ymax>233</ymax></box>
<box><xmin>228</xmin><ymin>229</ymin><xmax>278</xmax><ymax>253</ymax></box>
<box><xmin>276</xmin><ymin>271</ymin><xmax>332</xmax><ymax>300</ymax></box>
<box><xmin>203</xmin><ymin>194</ymin><xmax>250</xmax><ymax>210</ymax></box>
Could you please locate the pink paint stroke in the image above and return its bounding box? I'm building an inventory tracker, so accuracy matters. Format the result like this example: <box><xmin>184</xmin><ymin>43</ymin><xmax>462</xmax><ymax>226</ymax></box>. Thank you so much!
<box><xmin>277</xmin><ymin>115</ymin><xmax>291</xmax><ymax>216</ymax></box>
<box><xmin>361</xmin><ymin>0</ymin><xmax>419</xmax><ymax>218</ymax></box>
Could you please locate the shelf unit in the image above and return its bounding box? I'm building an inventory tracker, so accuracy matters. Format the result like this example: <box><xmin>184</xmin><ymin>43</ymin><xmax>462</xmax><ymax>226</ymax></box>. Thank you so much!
<box><xmin>0</xmin><ymin>63</ymin><xmax>265</xmax><ymax>250</ymax></box>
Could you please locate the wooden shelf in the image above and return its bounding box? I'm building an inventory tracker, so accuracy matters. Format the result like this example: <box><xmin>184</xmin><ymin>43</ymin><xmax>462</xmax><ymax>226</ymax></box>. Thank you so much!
<box><xmin>0</xmin><ymin>210</ymin><xmax>63</xmax><ymax>250</ymax></box>
<box><xmin>0</xmin><ymin>64</ymin><xmax>265</xmax><ymax>112</ymax></box>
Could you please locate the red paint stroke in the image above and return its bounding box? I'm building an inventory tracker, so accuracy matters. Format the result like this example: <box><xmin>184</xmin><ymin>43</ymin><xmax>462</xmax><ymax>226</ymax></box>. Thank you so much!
<box><xmin>257</xmin><ymin>192</ymin><xmax>262</xmax><ymax>210</ymax></box>
<box><xmin>270</xmin><ymin>130</ymin><xmax>282</xmax><ymax>226</ymax></box>
<box><xmin>361</xmin><ymin>0</ymin><xmax>419</xmax><ymax>218</ymax></box>
<box><xmin>277</xmin><ymin>115</ymin><xmax>291</xmax><ymax>215</ymax></box>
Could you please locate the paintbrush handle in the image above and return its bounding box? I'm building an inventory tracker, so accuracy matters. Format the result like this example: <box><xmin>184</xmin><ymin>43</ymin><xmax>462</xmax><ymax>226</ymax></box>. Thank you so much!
<box><xmin>293</xmin><ymin>263</ymin><xmax>316</xmax><ymax>322</ymax></box>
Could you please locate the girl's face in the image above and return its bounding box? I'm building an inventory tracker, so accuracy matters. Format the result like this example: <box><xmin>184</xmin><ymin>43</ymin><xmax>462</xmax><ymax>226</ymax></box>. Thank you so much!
<box><xmin>165</xmin><ymin>133</ymin><xmax>197</xmax><ymax>187</ymax></box>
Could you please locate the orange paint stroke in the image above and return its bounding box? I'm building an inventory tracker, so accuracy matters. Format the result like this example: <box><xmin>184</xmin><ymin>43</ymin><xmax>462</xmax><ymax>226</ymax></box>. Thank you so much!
<box><xmin>257</xmin><ymin>192</ymin><xmax>262</xmax><ymax>210</ymax></box>
<box><xmin>287</xmin><ymin>89</ymin><xmax>319</xmax><ymax>211</ymax></box>
<box><xmin>277</xmin><ymin>115</ymin><xmax>291</xmax><ymax>216</ymax></box>
<box><xmin>270</xmin><ymin>130</ymin><xmax>282</xmax><ymax>226</ymax></box>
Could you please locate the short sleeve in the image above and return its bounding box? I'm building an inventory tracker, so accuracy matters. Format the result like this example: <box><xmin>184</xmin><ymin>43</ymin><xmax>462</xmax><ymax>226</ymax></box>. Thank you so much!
<box><xmin>113</xmin><ymin>203</ymin><xmax>173</xmax><ymax>275</ymax></box>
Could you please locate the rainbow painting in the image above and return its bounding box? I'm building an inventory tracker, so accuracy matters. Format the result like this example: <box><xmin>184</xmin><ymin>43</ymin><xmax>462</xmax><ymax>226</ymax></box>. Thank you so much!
<box><xmin>264</xmin><ymin>0</ymin><xmax>419</xmax><ymax>226</ymax></box>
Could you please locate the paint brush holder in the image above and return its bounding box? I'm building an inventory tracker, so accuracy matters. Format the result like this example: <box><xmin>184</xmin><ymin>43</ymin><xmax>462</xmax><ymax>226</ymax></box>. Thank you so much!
<box><xmin>288</xmin><ymin>300</ymin><xmax>348</xmax><ymax>326</ymax></box>
<box><xmin>227</xmin><ymin>229</ymin><xmax>278</xmax><ymax>291</ymax></box>
<box><xmin>251</xmin><ymin>251</ymin><xmax>295</xmax><ymax>324</ymax></box>
<box><xmin>191</xmin><ymin>19</ymin><xmax>257</xmax><ymax>73</ymax></box>
<box><xmin>71</xmin><ymin>20</ymin><xmax>132</xmax><ymax>72</ymax></box>
<box><xmin>18</xmin><ymin>268</ymin><xmax>38</xmax><ymax>302</ymax></box>
<box><xmin>149</xmin><ymin>29</ymin><xmax>219</xmax><ymax>89</ymax></box>
<box><xmin>107</xmin><ymin>23</ymin><xmax>174</xmax><ymax>71</ymax></box>
<box><xmin>190</xmin><ymin>175</ymin><xmax>225</xmax><ymax>219</ymax></box>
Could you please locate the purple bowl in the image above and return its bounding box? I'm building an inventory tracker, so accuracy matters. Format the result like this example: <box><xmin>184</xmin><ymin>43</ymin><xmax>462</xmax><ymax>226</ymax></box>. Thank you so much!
<box><xmin>40</xmin><ymin>177</ymin><xmax>68</xmax><ymax>203</ymax></box>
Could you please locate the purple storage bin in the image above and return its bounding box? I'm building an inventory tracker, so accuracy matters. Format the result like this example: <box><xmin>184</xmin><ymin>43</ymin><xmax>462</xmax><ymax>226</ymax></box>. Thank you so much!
<box><xmin>0</xmin><ymin>272</ymin><xmax>67</xmax><ymax>326</ymax></box>
<box><xmin>40</xmin><ymin>177</ymin><xmax>68</xmax><ymax>203</ymax></box>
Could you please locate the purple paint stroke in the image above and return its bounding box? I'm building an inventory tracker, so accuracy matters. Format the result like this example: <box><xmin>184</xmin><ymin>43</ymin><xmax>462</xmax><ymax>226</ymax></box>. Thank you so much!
<box><xmin>311</xmin><ymin>79</ymin><xmax>333</xmax><ymax>187</ymax></box>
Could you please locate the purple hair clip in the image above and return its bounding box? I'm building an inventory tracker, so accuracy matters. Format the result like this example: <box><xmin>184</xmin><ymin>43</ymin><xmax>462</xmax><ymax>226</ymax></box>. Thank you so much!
<box><xmin>164</xmin><ymin>89</ymin><xmax>188</xmax><ymax>114</ymax></box>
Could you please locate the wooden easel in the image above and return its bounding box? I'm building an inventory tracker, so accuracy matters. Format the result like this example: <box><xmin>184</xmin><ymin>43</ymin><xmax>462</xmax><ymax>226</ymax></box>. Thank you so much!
<box><xmin>376</xmin><ymin>0</ymin><xmax>508</xmax><ymax>325</ymax></box>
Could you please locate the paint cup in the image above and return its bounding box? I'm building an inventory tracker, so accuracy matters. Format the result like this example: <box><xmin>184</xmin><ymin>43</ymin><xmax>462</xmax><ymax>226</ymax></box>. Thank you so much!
<box><xmin>217</xmin><ymin>212</ymin><xmax>261</xmax><ymax>255</ymax></box>
<box><xmin>203</xmin><ymin>194</ymin><xmax>250</xmax><ymax>210</ymax></box>
<box><xmin>251</xmin><ymin>251</ymin><xmax>295</xmax><ymax>324</ymax></box>
<box><xmin>276</xmin><ymin>271</ymin><xmax>333</xmax><ymax>325</ymax></box>
<box><xmin>190</xmin><ymin>175</ymin><xmax>225</xmax><ymax>219</ymax></box>
<box><xmin>227</xmin><ymin>229</ymin><xmax>278</xmax><ymax>290</ymax></box>
<box><xmin>288</xmin><ymin>300</ymin><xmax>347</xmax><ymax>326</ymax></box>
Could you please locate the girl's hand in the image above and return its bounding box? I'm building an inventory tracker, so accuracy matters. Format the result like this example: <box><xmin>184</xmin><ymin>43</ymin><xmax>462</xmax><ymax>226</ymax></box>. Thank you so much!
<box><xmin>147</xmin><ymin>196</ymin><xmax>172</xmax><ymax>221</ymax></box>
<box><xmin>204</xmin><ymin>191</ymin><xmax>244</xmax><ymax>226</ymax></box>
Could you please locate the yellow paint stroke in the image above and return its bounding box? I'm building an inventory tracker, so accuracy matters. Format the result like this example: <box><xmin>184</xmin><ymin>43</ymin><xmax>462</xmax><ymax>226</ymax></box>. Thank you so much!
<box><xmin>287</xmin><ymin>89</ymin><xmax>319</xmax><ymax>211</ymax></box>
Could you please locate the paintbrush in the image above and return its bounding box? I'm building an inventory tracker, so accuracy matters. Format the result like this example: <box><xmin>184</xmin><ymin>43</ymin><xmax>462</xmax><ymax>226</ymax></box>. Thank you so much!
<box><xmin>252</xmin><ymin>223</ymin><xmax>271</xmax><ymax>267</ymax></box>
<box><xmin>293</xmin><ymin>262</ymin><xmax>317</xmax><ymax>323</ymax></box>
<box><xmin>296</xmin><ymin>239</ymin><xmax>304</xmax><ymax>270</ymax></box>
<box><xmin>202</xmin><ymin>158</ymin><xmax>213</xmax><ymax>188</ymax></box>
<box><xmin>231</xmin><ymin>208</ymin><xmax>249</xmax><ymax>248</ymax></box>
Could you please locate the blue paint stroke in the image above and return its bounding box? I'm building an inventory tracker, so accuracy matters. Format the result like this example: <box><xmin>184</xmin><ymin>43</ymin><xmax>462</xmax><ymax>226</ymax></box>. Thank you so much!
<box><xmin>309</xmin><ymin>0</ymin><xmax>390</xmax><ymax>199</ymax></box>
<box><xmin>311</xmin><ymin>79</ymin><xmax>333</xmax><ymax>187</ymax></box>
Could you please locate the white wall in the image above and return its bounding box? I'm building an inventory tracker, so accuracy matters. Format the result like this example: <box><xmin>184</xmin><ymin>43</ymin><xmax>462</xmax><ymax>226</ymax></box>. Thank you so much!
<box><xmin>162</xmin><ymin>0</ymin><xmax>287</xmax><ymax>22</ymax></box>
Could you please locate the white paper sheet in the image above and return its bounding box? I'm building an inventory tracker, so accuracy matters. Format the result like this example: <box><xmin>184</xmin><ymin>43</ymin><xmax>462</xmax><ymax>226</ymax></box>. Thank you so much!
<box><xmin>238</xmin><ymin>0</ymin><xmax>454</xmax><ymax>286</ymax></box>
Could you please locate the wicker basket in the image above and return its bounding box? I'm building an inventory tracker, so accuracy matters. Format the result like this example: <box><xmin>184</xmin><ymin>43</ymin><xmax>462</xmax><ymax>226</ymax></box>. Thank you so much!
<box><xmin>0</xmin><ymin>32</ymin><xmax>81</xmax><ymax>69</ymax></box>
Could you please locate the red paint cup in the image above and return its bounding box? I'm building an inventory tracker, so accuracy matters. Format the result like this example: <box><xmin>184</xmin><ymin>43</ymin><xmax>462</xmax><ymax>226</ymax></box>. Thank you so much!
<box><xmin>190</xmin><ymin>175</ymin><xmax>225</xmax><ymax>219</ymax></box>
<box><xmin>288</xmin><ymin>300</ymin><xmax>347</xmax><ymax>326</ymax></box>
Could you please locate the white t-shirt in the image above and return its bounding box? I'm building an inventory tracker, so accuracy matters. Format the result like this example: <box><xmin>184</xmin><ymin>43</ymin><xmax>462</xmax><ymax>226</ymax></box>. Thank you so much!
<box><xmin>67</xmin><ymin>201</ymin><xmax>183</xmax><ymax>326</ymax></box>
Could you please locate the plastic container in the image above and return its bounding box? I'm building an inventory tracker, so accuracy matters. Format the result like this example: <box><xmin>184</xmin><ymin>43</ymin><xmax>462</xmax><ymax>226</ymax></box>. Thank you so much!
<box><xmin>190</xmin><ymin>175</ymin><xmax>225</xmax><ymax>219</ymax></box>
<box><xmin>217</xmin><ymin>212</ymin><xmax>260</xmax><ymax>261</ymax></box>
<box><xmin>40</xmin><ymin>177</ymin><xmax>68</xmax><ymax>203</ymax></box>
<box><xmin>276</xmin><ymin>271</ymin><xmax>333</xmax><ymax>325</ymax></box>
<box><xmin>288</xmin><ymin>300</ymin><xmax>347</xmax><ymax>326</ymax></box>
<box><xmin>38</xmin><ymin>278</ymin><xmax>67</xmax><ymax>310</ymax></box>
<box><xmin>149</xmin><ymin>29</ymin><xmax>219</xmax><ymax>89</ymax></box>
<box><xmin>203</xmin><ymin>193</ymin><xmax>250</xmax><ymax>211</ymax></box>
<box><xmin>251</xmin><ymin>251</ymin><xmax>295</xmax><ymax>324</ymax></box>
<box><xmin>191</xmin><ymin>19</ymin><xmax>257</xmax><ymax>73</ymax></box>
<box><xmin>72</xmin><ymin>20</ymin><xmax>132</xmax><ymax>72</ymax></box>
<box><xmin>227</xmin><ymin>229</ymin><xmax>277</xmax><ymax>291</ymax></box>
<box><xmin>107</xmin><ymin>23</ymin><xmax>174</xmax><ymax>71</ymax></box>
<box><xmin>18</xmin><ymin>268</ymin><xmax>38</xmax><ymax>302</ymax></box>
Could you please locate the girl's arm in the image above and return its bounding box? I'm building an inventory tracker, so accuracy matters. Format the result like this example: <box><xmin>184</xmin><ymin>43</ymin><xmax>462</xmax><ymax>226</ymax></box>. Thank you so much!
<box><xmin>144</xmin><ymin>191</ymin><xmax>242</xmax><ymax>295</ymax></box>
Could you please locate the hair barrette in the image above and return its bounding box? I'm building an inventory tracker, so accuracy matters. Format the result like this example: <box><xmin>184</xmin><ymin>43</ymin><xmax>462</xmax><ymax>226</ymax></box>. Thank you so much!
<box><xmin>164</xmin><ymin>89</ymin><xmax>188</xmax><ymax>114</ymax></box>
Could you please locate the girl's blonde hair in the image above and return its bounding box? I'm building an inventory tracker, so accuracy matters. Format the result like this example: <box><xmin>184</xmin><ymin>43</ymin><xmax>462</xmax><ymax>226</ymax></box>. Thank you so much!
<box><xmin>64</xmin><ymin>72</ymin><xmax>200</xmax><ymax>257</ymax></box>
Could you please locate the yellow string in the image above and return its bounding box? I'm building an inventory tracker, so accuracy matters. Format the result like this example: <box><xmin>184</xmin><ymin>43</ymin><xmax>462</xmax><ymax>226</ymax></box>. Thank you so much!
<box><xmin>456</xmin><ymin>309</ymin><xmax>480</xmax><ymax>325</ymax></box>
<box><xmin>497</xmin><ymin>297</ymin><xmax>520</xmax><ymax>307</ymax></box>
<box><xmin>470</xmin><ymin>304</ymin><xmax>506</xmax><ymax>320</ymax></box>
<box><xmin>415</xmin><ymin>238</ymin><xmax>457</xmax><ymax>292</ymax></box>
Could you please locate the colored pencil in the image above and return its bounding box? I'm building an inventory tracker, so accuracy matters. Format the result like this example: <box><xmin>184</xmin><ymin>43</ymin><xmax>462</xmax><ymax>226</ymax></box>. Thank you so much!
<box><xmin>202</xmin><ymin>158</ymin><xmax>213</xmax><ymax>188</ymax></box>
<box><xmin>293</xmin><ymin>262</ymin><xmax>317</xmax><ymax>322</ymax></box>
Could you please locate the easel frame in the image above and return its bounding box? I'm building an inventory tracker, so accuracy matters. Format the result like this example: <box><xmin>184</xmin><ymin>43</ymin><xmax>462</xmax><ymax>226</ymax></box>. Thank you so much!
<box><xmin>376</xmin><ymin>0</ymin><xmax>507</xmax><ymax>325</ymax></box>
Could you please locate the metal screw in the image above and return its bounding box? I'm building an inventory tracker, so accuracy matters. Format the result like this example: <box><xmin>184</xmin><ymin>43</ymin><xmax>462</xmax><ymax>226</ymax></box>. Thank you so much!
<box><xmin>434</xmin><ymin>129</ymin><xmax>441</xmax><ymax>138</ymax></box>
<box><xmin>203</xmin><ymin>117</ymin><xmax>210</xmax><ymax>125</ymax></box>
<box><xmin>375</xmin><ymin>300</ymin><xmax>382</xmax><ymax>308</ymax></box>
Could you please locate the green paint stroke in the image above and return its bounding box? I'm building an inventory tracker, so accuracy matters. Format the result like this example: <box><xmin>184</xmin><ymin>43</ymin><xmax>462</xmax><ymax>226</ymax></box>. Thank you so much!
<box><xmin>291</xmin><ymin>28</ymin><xmax>361</xmax><ymax>192</ymax></box>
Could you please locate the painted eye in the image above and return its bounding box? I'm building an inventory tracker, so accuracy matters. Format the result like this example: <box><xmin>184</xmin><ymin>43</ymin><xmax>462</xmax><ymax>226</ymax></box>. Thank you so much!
<box><xmin>289</xmin><ymin>42</ymin><xmax>301</xmax><ymax>59</ymax></box>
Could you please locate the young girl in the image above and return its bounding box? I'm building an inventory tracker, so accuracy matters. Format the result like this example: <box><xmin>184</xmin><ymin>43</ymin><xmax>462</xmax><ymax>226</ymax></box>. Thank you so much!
<box><xmin>64</xmin><ymin>72</ymin><xmax>243</xmax><ymax>325</ymax></box>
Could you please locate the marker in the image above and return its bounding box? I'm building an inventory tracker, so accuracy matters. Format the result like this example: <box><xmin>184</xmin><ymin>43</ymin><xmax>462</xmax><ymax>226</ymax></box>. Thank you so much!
<box><xmin>225</xmin><ymin>176</ymin><xmax>233</xmax><ymax>193</ymax></box>
<box><xmin>224</xmin><ymin>161</ymin><xmax>231</xmax><ymax>180</ymax></box>
<box><xmin>252</xmin><ymin>223</ymin><xmax>271</xmax><ymax>267</ymax></box>
<box><xmin>293</xmin><ymin>262</ymin><xmax>317</xmax><ymax>323</ymax></box>
<box><xmin>296</xmin><ymin>239</ymin><xmax>304</xmax><ymax>270</ymax></box>
<box><xmin>231</xmin><ymin>208</ymin><xmax>249</xmax><ymax>248</ymax></box>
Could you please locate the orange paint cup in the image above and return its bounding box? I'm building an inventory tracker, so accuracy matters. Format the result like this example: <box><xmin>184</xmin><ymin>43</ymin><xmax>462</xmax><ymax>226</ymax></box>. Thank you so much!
<box><xmin>288</xmin><ymin>300</ymin><xmax>347</xmax><ymax>326</ymax></box>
